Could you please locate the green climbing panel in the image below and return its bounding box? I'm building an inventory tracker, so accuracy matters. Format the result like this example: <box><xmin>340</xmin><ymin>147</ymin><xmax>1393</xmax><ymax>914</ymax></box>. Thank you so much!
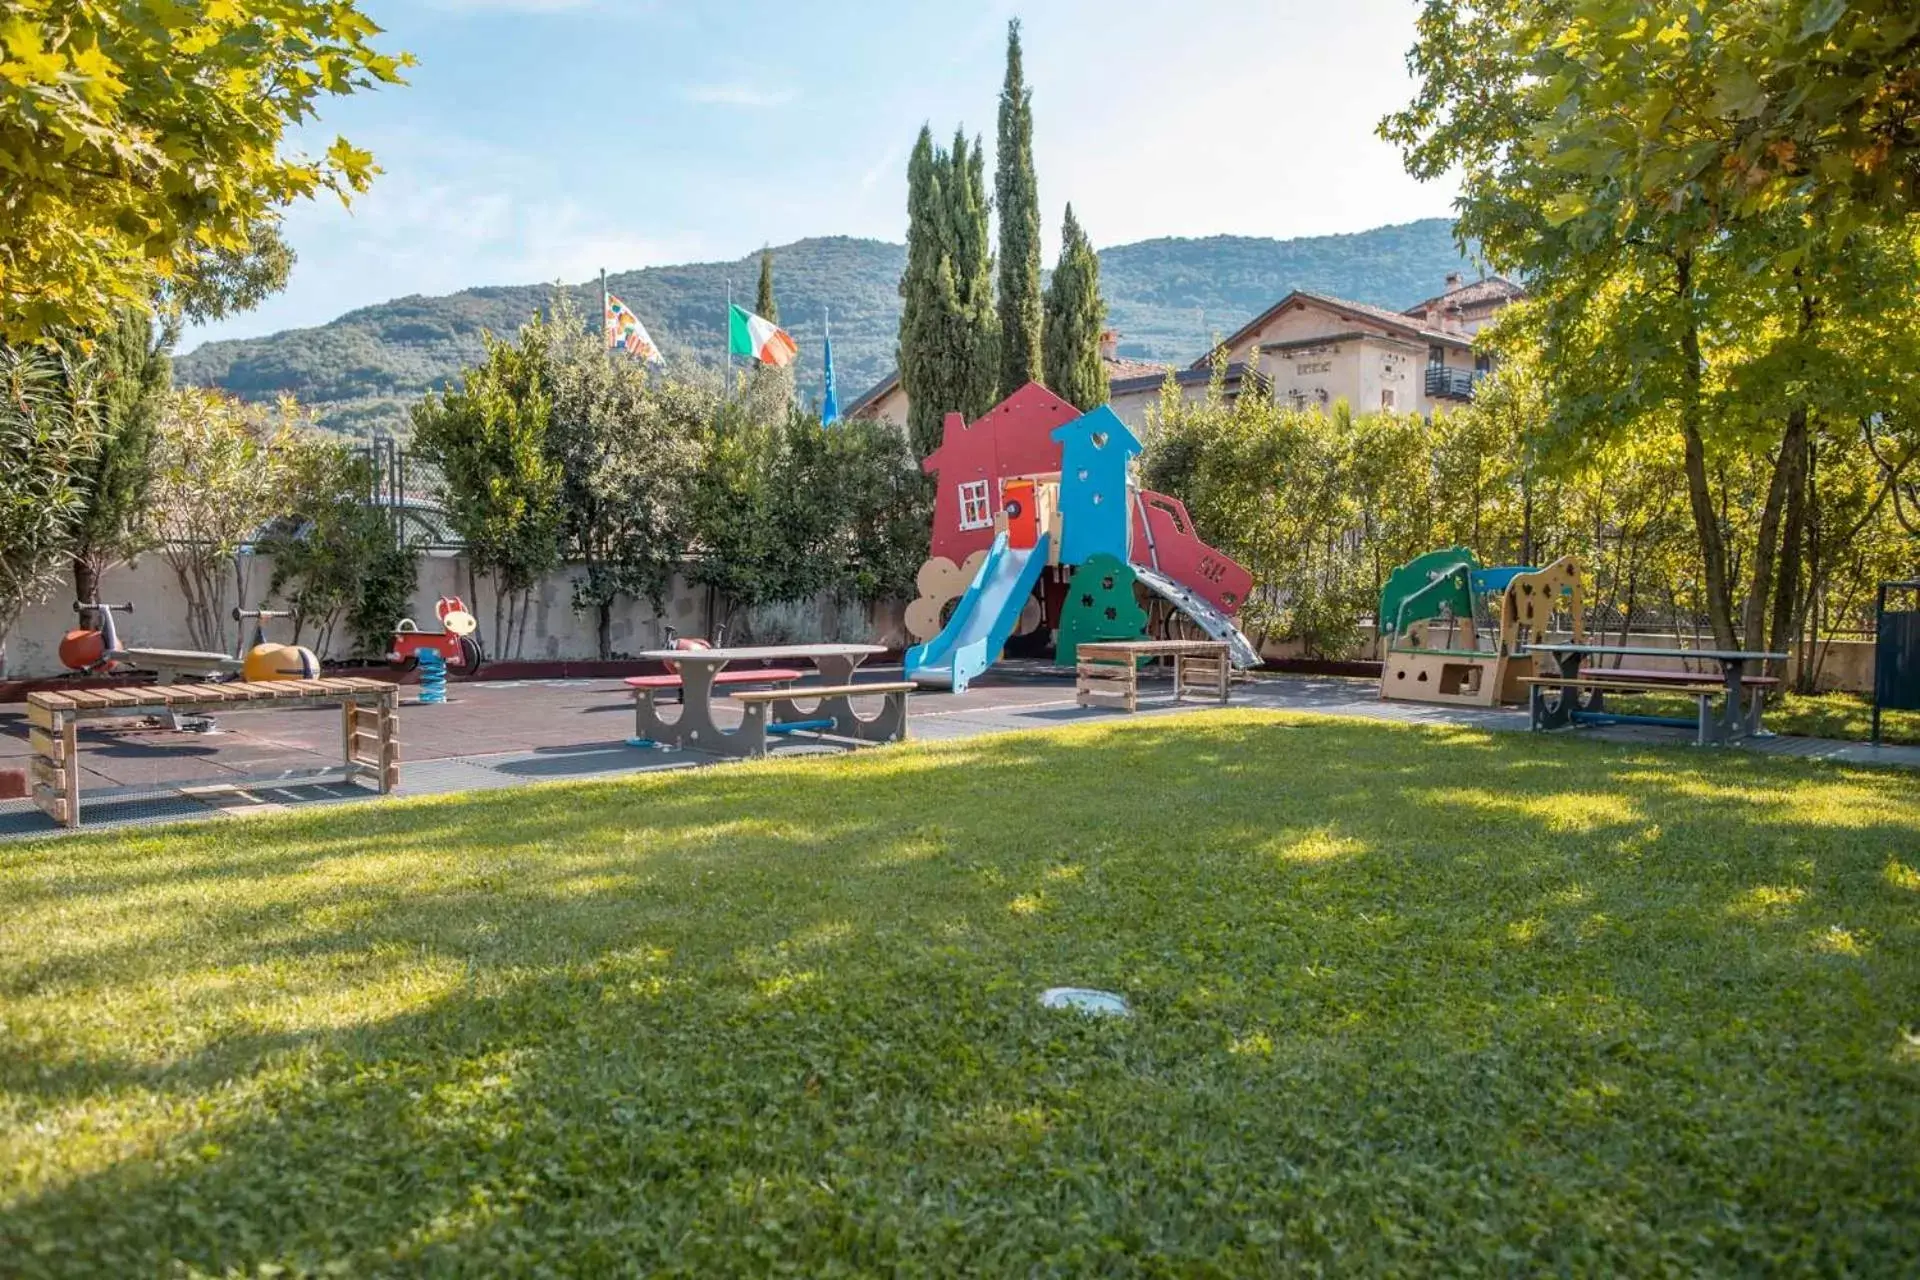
<box><xmin>1056</xmin><ymin>553</ymin><xmax>1149</xmax><ymax>665</ymax></box>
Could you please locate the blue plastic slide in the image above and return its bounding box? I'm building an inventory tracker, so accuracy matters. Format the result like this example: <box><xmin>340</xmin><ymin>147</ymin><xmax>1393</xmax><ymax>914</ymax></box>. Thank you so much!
<box><xmin>905</xmin><ymin>531</ymin><xmax>1051</xmax><ymax>694</ymax></box>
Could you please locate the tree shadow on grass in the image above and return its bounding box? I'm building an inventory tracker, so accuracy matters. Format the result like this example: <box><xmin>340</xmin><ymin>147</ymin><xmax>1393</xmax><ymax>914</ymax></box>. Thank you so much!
<box><xmin>3</xmin><ymin>713</ymin><xmax>1919</xmax><ymax>1273</ymax></box>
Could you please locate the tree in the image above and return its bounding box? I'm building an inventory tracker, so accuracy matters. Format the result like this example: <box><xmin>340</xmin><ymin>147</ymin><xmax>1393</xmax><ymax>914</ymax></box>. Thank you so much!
<box><xmin>543</xmin><ymin>294</ymin><xmax>701</xmax><ymax>658</ymax></box>
<box><xmin>755</xmin><ymin>247</ymin><xmax>779</xmax><ymax>323</ymax></box>
<box><xmin>149</xmin><ymin>390</ymin><xmax>293</xmax><ymax>653</ymax></box>
<box><xmin>686</xmin><ymin>399</ymin><xmax>783</xmax><ymax>632</ymax></box>
<box><xmin>0</xmin><ymin>347</ymin><xmax>97</xmax><ymax>674</ymax></box>
<box><xmin>411</xmin><ymin>319</ymin><xmax>564</xmax><ymax>658</ymax></box>
<box><xmin>1528</xmin><ymin>1</ymin><xmax>1920</xmax><ymax>241</ymax></box>
<box><xmin>259</xmin><ymin>437</ymin><xmax>415</xmax><ymax>658</ymax></box>
<box><xmin>68</xmin><ymin>309</ymin><xmax>169</xmax><ymax>604</ymax></box>
<box><xmin>1382</xmin><ymin>0</ymin><xmax>1920</xmax><ymax>656</ymax></box>
<box><xmin>897</xmin><ymin>125</ymin><xmax>1000</xmax><ymax>458</ymax></box>
<box><xmin>1042</xmin><ymin>204</ymin><xmax>1110</xmax><ymax>411</ymax></box>
<box><xmin>0</xmin><ymin>1</ymin><xmax>408</xmax><ymax>343</ymax></box>
<box><xmin>995</xmin><ymin>17</ymin><xmax>1043</xmax><ymax>396</ymax></box>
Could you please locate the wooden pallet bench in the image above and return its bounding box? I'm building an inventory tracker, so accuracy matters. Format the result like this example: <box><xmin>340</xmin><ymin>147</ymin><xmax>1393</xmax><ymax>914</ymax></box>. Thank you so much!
<box><xmin>25</xmin><ymin>677</ymin><xmax>399</xmax><ymax>829</ymax></box>
<box><xmin>1075</xmin><ymin>640</ymin><xmax>1233</xmax><ymax>713</ymax></box>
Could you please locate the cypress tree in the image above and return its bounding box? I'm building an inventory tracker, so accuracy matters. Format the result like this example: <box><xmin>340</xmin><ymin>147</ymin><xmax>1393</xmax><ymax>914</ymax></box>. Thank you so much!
<box><xmin>899</xmin><ymin>125</ymin><xmax>946</xmax><ymax>458</ymax></box>
<box><xmin>898</xmin><ymin>124</ymin><xmax>1000</xmax><ymax>458</ymax></box>
<box><xmin>1043</xmin><ymin>203</ymin><xmax>1109</xmax><ymax>411</ymax></box>
<box><xmin>947</xmin><ymin>129</ymin><xmax>1000</xmax><ymax>423</ymax></box>
<box><xmin>995</xmin><ymin>18</ymin><xmax>1042</xmax><ymax>396</ymax></box>
<box><xmin>754</xmin><ymin>246</ymin><xmax>778</xmax><ymax>322</ymax></box>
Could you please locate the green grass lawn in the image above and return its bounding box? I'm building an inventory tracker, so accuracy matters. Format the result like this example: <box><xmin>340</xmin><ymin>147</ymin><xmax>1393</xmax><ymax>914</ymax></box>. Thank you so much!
<box><xmin>1610</xmin><ymin>688</ymin><xmax>1920</xmax><ymax>745</ymax></box>
<box><xmin>3</xmin><ymin>713</ymin><xmax>1919</xmax><ymax>1275</ymax></box>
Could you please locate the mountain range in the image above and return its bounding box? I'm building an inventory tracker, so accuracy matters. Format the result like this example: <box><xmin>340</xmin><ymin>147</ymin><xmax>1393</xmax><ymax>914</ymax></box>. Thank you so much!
<box><xmin>175</xmin><ymin>218</ymin><xmax>1475</xmax><ymax>437</ymax></box>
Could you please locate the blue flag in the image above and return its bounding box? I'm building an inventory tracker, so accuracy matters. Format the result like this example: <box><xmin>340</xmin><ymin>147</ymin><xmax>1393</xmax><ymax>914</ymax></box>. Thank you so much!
<box><xmin>821</xmin><ymin>320</ymin><xmax>841</xmax><ymax>425</ymax></box>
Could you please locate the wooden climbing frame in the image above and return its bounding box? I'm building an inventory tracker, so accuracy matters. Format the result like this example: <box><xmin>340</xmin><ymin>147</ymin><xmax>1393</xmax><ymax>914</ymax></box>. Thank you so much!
<box><xmin>25</xmin><ymin>677</ymin><xmax>399</xmax><ymax>829</ymax></box>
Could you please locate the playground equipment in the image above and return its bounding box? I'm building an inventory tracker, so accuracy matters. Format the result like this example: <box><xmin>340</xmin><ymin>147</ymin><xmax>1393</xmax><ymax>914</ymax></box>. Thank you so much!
<box><xmin>60</xmin><ymin>601</ymin><xmax>240</xmax><ymax>685</ymax></box>
<box><xmin>903</xmin><ymin>384</ymin><xmax>1258</xmax><ymax>691</ymax></box>
<box><xmin>1378</xmin><ymin>548</ymin><xmax>1585</xmax><ymax>707</ymax></box>
<box><xmin>389</xmin><ymin>597</ymin><xmax>484</xmax><ymax>680</ymax></box>
<box><xmin>234</xmin><ymin>607</ymin><xmax>320</xmax><ymax>682</ymax></box>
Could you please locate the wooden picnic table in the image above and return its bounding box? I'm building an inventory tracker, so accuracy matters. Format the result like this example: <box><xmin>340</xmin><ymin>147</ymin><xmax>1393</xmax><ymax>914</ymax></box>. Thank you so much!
<box><xmin>627</xmin><ymin>643</ymin><xmax>910</xmax><ymax>757</ymax></box>
<box><xmin>1529</xmin><ymin>643</ymin><xmax>1787</xmax><ymax>743</ymax></box>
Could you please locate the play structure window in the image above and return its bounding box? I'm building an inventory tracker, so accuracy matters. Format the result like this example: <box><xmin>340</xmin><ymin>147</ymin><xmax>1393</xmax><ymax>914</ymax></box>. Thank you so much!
<box><xmin>957</xmin><ymin>480</ymin><xmax>993</xmax><ymax>530</ymax></box>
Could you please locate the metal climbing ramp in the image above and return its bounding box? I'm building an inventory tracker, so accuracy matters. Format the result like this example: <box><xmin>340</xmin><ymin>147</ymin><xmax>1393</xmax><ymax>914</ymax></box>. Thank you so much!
<box><xmin>1132</xmin><ymin>565</ymin><xmax>1262</xmax><ymax>669</ymax></box>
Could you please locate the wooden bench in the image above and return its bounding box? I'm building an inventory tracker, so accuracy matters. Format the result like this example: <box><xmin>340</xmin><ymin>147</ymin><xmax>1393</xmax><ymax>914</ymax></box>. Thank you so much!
<box><xmin>1076</xmin><ymin>640</ymin><xmax>1233</xmax><ymax>713</ymax></box>
<box><xmin>1588</xmin><ymin>665</ymin><xmax>1779</xmax><ymax>690</ymax></box>
<box><xmin>728</xmin><ymin>682</ymin><xmax>916</xmax><ymax>754</ymax></box>
<box><xmin>623</xmin><ymin>667</ymin><xmax>807</xmax><ymax>691</ymax></box>
<box><xmin>1520</xmin><ymin>674</ymin><xmax>1758</xmax><ymax>745</ymax></box>
<box><xmin>26</xmin><ymin>677</ymin><xmax>399</xmax><ymax>829</ymax></box>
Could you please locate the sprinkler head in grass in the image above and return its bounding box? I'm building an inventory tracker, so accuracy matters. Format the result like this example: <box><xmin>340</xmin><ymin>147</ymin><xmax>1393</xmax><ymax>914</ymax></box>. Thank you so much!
<box><xmin>1038</xmin><ymin>988</ymin><xmax>1131</xmax><ymax>1018</ymax></box>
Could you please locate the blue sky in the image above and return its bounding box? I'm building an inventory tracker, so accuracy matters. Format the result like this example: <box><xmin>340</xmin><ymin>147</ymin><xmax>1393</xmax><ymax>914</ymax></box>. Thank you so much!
<box><xmin>184</xmin><ymin>0</ymin><xmax>1460</xmax><ymax>350</ymax></box>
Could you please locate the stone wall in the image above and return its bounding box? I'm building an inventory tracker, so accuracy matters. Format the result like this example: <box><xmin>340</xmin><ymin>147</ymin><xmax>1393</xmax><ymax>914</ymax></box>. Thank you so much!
<box><xmin>2</xmin><ymin>552</ymin><xmax>908</xmax><ymax>679</ymax></box>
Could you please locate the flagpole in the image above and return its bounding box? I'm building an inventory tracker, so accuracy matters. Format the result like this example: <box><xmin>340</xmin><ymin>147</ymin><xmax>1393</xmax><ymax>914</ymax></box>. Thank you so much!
<box><xmin>724</xmin><ymin>278</ymin><xmax>733</xmax><ymax>401</ymax></box>
<box><xmin>600</xmin><ymin>268</ymin><xmax>610</xmax><ymax>364</ymax></box>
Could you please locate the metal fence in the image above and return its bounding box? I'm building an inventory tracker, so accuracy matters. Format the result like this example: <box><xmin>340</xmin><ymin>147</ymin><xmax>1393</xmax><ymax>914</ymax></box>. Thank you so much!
<box><xmin>353</xmin><ymin>438</ymin><xmax>461</xmax><ymax>549</ymax></box>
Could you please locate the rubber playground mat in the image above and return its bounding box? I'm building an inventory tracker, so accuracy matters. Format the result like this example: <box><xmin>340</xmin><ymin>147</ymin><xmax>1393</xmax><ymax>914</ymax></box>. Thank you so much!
<box><xmin>2</xmin><ymin>668</ymin><xmax>1913</xmax><ymax>841</ymax></box>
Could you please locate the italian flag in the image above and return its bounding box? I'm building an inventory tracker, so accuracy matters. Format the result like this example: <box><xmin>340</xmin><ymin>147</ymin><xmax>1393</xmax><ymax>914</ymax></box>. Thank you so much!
<box><xmin>728</xmin><ymin>304</ymin><xmax>799</xmax><ymax>367</ymax></box>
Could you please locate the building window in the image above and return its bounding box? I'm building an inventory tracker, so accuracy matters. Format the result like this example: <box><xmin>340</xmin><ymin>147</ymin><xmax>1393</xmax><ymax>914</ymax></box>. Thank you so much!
<box><xmin>1381</xmin><ymin>388</ymin><xmax>1396</xmax><ymax>409</ymax></box>
<box><xmin>1474</xmin><ymin>352</ymin><xmax>1493</xmax><ymax>374</ymax></box>
<box><xmin>957</xmin><ymin>480</ymin><xmax>993</xmax><ymax>530</ymax></box>
<box><xmin>1429</xmin><ymin>344</ymin><xmax>1446</xmax><ymax>367</ymax></box>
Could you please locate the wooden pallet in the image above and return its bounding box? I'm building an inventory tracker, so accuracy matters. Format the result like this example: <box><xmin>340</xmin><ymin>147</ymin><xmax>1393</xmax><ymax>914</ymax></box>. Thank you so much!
<box><xmin>25</xmin><ymin>677</ymin><xmax>399</xmax><ymax>829</ymax></box>
<box><xmin>1075</xmin><ymin>640</ymin><xmax>1232</xmax><ymax>713</ymax></box>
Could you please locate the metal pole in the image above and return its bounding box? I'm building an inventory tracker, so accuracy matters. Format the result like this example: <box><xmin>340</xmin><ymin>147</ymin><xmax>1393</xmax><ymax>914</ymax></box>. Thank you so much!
<box><xmin>600</xmin><ymin>267</ymin><xmax>611</xmax><ymax>363</ymax></box>
<box><xmin>725</xmin><ymin>277</ymin><xmax>732</xmax><ymax>400</ymax></box>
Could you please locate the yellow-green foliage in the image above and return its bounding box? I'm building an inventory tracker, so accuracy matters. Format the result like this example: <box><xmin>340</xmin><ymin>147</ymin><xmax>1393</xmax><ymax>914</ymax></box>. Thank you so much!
<box><xmin>3</xmin><ymin>714</ymin><xmax>1918</xmax><ymax>1273</ymax></box>
<box><xmin>0</xmin><ymin>2</ymin><xmax>408</xmax><ymax>342</ymax></box>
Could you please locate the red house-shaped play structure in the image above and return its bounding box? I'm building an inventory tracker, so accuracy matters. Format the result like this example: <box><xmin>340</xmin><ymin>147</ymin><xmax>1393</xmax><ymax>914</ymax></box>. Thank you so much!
<box><xmin>907</xmin><ymin>381</ymin><xmax>1257</xmax><ymax>676</ymax></box>
<box><xmin>922</xmin><ymin>383</ymin><xmax>1080</xmax><ymax>563</ymax></box>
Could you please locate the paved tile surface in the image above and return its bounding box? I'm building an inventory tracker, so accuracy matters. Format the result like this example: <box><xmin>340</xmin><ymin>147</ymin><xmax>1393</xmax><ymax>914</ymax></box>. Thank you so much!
<box><xmin>1</xmin><ymin>666</ymin><xmax>1913</xmax><ymax>841</ymax></box>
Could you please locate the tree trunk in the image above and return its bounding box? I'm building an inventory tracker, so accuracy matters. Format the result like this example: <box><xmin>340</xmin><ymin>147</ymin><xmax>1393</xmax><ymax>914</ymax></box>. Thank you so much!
<box><xmin>72</xmin><ymin>557</ymin><xmax>99</xmax><ymax>609</ymax></box>
<box><xmin>1673</xmin><ymin>252</ymin><xmax>1739</xmax><ymax>651</ymax></box>
<box><xmin>597</xmin><ymin>601</ymin><xmax>613</xmax><ymax>661</ymax></box>
<box><xmin>1764</xmin><ymin>414</ymin><xmax>1811</xmax><ymax>676</ymax></box>
<box><xmin>1742</xmin><ymin>406</ymin><xmax>1809</xmax><ymax>654</ymax></box>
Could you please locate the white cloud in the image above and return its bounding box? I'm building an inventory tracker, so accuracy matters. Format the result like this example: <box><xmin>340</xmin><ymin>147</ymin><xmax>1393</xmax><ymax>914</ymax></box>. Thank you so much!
<box><xmin>682</xmin><ymin>83</ymin><xmax>797</xmax><ymax>108</ymax></box>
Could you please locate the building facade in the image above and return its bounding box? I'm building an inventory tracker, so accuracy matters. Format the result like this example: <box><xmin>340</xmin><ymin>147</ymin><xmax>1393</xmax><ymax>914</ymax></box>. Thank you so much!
<box><xmin>852</xmin><ymin>274</ymin><xmax>1525</xmax><ymax>432</ymax></box>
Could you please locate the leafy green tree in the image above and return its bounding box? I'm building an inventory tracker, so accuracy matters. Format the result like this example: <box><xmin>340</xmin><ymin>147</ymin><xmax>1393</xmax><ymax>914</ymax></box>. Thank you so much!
<box><xmin>1382</xmin><ymin>0</ymin><xmax>1920</xmax><ymax>655</ymax></box>
<box><xmin>995</xmin><ymin>18</ymin><xmax>1043</xmax><ymax>396</ymax></box>
<box><xmin>149</xmin><ymin>390</ymin><xmax>294</xmax><ymax>652</ymax></box>
<box><xmin>68</xmin><ymin>309</ymin><xmax>169</xmax><ymax>604</ymax></box>
<box><xmin>261</xmin><ymin>437</ymin><xmax>413</xmax><ymax>657</ymax></box>
<box><xmin>0</xmin><ymin>1</ymin><xmax>408</xmax><ymax>342</ymax></box>
<box><xmin>686</xmin><ymin>400</ymin><xmax>783</xmax><ymax>632</ymax></box>
<box><xmin>831</xmin><ymin>419</ymin><xmax>931</xmax><ymax>604</ymax></box>
<box><xmin>1042</xmin><ymin>204</ymin><xmax>1110</xmax><ymax>411</ymax></box>
<box><xmin>0</xmin><ymin>347</ymin><xmax>97</xmax><ymax>673</ymax></box>
<box><xmin>543</xmin><ymin>294</ymin><xmax>702</xmax><ymax>658</ymax></box>
<box><xmin>411</xmin><ymin>319</ymin><xmax>564</xmax><ymax>658</ymax></box>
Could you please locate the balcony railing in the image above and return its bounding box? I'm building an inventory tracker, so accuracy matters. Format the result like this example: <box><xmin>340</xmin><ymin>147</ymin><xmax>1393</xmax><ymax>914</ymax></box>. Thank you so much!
<box><xmin>1425</xmin><ymin>364</ymin><xmax>1480</xmax><ymax>401</ymax></box>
